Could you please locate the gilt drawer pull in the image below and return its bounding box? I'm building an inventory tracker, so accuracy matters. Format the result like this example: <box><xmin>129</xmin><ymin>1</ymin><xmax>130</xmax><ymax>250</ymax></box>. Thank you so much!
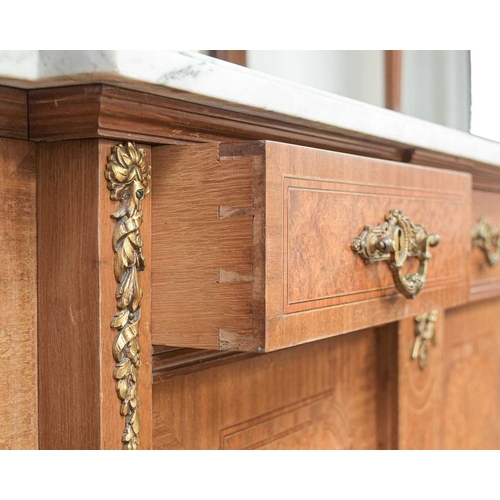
<box><xmin>471</xmin><ymin>216</ymin><xmax>500</xmax><ymax>267</ymax></box>
<box><xmin>351</xmin><ymin>209</ymin><xmax>440</xmax><ymax>299</ymax></box>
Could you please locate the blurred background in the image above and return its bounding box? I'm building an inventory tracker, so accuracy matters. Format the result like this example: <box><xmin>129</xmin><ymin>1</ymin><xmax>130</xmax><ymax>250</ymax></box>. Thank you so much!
<box><xmin>202</xmin><ymin>50</ymin><xmax>499</xmax><ymax>143</ymax></box>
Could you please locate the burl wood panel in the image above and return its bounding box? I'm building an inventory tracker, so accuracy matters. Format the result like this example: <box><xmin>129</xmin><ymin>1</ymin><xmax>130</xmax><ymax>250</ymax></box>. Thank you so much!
<box><xmin>397</xmin><ymin>313</ymin><xmax>443</xmax><ymax>449</ymax></box>
<box><xmin>470</xmin><ymin>190</ymin><xmax>500</xmax><ymax>300</ymax></box>
<box><xmin>37</xmin><ymin>140</ymin><xmax>152</xmax><ymax>449</ymax></box>
<box><xmin>153</xmin><ymin>328</ymin><xmax>384</xmax><ymax>450</ymax></box>
<box><xmin>441</xmin><ymin>299</ymin><xmax>500</xmax><ymax>449</ymax></box>
<box><xmin>152</xmin><ymin>141</ymin><xmax>471</xmax><ymax>352</ymax></box>
<box><xmin>0</xmin><ymin>139</ymin><xmax>37</xmax><ymax>449</ymax></box>
<box><xmin>285</xmin><ymin>177</ymin><xmax>461</xmax><ymax>311</ymax></box>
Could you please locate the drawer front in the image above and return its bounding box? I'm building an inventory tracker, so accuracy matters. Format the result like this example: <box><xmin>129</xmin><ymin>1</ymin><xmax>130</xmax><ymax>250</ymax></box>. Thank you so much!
<box><xmin>152</xmin><ymin>141</ymin><xmax>471</xmax><ymax>352</ymax></box>
<box><xmin>470</xmin><ymin>189</ymin><xmax>500</xmax><ymax>300</ymax></box>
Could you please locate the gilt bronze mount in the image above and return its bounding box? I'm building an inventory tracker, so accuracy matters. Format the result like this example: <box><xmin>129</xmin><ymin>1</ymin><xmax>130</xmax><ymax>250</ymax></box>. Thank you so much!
<box><xmin>105</xmin><ymin>142</ymin><xmax>151</xmax><ymax>450</ymax></box>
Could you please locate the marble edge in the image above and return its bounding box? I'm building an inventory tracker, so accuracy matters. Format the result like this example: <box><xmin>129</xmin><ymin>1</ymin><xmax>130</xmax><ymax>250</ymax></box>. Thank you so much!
<box><xmin>1</xmin><ymin>50</ymin><xmax>499</xmax><ymax>168</ymax></box>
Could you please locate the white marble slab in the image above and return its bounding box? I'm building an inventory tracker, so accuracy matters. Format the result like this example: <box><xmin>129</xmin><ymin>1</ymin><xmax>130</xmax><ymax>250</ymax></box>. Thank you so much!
<box><xmin>1</xmin><ymin>50</ymin><xmax>499</xmax><ymax>167</ymax></box>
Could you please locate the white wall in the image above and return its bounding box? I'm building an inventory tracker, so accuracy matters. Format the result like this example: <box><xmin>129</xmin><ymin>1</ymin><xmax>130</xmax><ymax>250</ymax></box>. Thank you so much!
<box><xmin>470</xmin><ymin>50</ymin><xmax>500</xmax><ymax>142</ymax></box>
<box><xmin>402</xmin><ymin>50</ymin><xmax>470</xmax><ymax>132</ymax></box>
<box><xmin>247</xmin><ymin>50</ymin><xmax>385</xmax><ymax>108</ymax></box>
<box><xmin>246</xmin><ymin>50</ymin><xmax>471</xmax><ymax>132</ymax></box>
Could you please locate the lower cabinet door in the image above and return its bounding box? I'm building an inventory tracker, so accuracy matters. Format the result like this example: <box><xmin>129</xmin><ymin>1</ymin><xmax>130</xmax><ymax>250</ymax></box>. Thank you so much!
<box><xmin>153</xmin><ymin>297</ymin><xmax>500</xmax><ymax>450</ymax></box>
<box><xmin>152</xmin><ymin>327</ymin><xmax>397</xmax><ymax>450</ymax></box>
<box><xmin>397</xmin><ymin>297</ymin><xmax>500</xmax><ymax>450</ymax></box>
<box><xmin>441</xmin><ymin>297</ymin><xmax>500</xmax><ymax>449</ymax></box>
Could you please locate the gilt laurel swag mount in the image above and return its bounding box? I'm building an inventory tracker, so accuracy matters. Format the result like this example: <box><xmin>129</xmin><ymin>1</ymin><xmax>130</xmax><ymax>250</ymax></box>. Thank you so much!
<box><xmin>351</xmin><ymin>209</ymin><xmax>440</xmax><ymax>299</ymax></box>
<box><xmin>412</xmin><ymin>310</ymin><xmax>438</xmax><ymax>370</ymax></box>
<box><xmin>105</xmin><ymin>142</ymin><xmax>151</xmax><ymax>450</ymax></box>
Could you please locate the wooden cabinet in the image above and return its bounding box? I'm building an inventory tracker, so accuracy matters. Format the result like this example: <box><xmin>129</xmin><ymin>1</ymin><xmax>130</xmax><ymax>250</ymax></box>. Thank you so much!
<box><xmin>1</xmin><ymin>73</ymin><xmax>500</xmax><ymax>450</ymax></box>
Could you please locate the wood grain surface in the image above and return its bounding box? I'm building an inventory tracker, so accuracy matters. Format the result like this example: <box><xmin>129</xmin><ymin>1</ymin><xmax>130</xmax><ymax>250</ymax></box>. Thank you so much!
<box><xmin>411</xmin><ymin>149</ymin><xmax>500</xmax><ymax>192</ymax></box>
<box><xmin>385</xmin><ymin>51</ymin><xmax>402</xmax><ymax>112</ymax></box>
<box><xmin>0</xmin><ymin>138</ymin><xmax>37</xmax><ymax>449</ymax></box>
<box><xmin>375</xmin><ymin>323</ymin><xmax>399</xmax><ymax>450</ymax></box>
<box><xmin>0</xmin><ymin>86</ymin><xmax>28</xmax><ymax>140</ymax></box>
<box><xmin>152</xmin><ymin>143</ymin><xmax>257</xmax><ymax>350</ymax></box>
<box><xmin>396</xmin><ymin>298</ymin><xmax>500</xmax><ymax>449</ymax></box>
<box><xmin>38</xmin><ymin>140</ymin><xmax>100</xmax><ymax>449</ymax></box>
<box><xmin>441</xmin><ymin>298</ymin><xmax>500</xmax><ymax>449</ymax></box>
<box><xmin>28</xmin><ymin>84</ymin><xmax>412</xmax><ymax>161</ymax></box>
<box><xmin>153</xmin><ymin>328</ymin><xmax>385</xmax><ymax>449</ymax></box>
<box><xmin>254</xmin><ymin>141</ymin><xmax>470</xmax><ymax>350</ymax></box>
<box><xmin>37</xmin><ymin>140</ymin><xmax>152</xmax><ymax>449</ymax></box>
<box><xmin>397</xmin><ymin>313</ymin><xmax>443</xmax><ymax>449</ymax></box>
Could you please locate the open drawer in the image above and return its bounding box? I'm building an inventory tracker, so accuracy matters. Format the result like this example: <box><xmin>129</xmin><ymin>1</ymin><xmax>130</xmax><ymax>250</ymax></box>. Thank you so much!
<box><xmin>152</xmin><ymin>141</ymin><xmax>471</xmax><ymax>352</ymax></box>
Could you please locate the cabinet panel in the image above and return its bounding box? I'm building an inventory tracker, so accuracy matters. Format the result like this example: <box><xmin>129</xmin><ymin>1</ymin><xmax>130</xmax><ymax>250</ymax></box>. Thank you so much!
<box><xmin>152</xmin><ymin>328</ymin><xmax>394</xmax><ymax>450</ymax></box>
<box><xmin>397</xmin><ymin>313</ymin><xmax>443</xmax><ymax>450</ymax></box>
<box><xmin>0</xmin><ymin>138</ymin><xmax>37</xmax><ymax>449</ymax></box>
<box><xmin>442</xmin><ymin>298</ymin><xmax>500</xmax><ymax>449</ymax></box>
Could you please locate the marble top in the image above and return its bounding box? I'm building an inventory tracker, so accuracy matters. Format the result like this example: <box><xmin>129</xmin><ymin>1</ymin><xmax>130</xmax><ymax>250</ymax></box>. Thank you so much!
<box><xmin>1</xmin><ymin>50</ymin><xmax>499</xmax><ymax>167</ymax></box>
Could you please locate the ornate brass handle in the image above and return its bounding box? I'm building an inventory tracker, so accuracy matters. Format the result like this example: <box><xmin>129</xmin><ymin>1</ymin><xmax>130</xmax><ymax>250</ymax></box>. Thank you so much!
<box><xmin>351</xmin><ymin>209</ymin><xmax>440</xmax><ymax>299</ymax></box>
<box><xmin>471</xmin><ymin>216</ymin><xmax>500</xmax><ymax>267</ymax></box>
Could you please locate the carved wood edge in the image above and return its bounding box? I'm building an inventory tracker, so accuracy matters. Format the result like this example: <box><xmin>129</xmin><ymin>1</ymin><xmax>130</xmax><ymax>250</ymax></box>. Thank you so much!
<box><xmin>106</xmin><ymin>141</ymin><xmax>151</xmax><ymax>449</ymax></box>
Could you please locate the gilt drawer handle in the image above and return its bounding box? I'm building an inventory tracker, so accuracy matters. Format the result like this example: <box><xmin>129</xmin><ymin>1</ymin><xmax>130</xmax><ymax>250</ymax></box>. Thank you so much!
<box><xmin>351</xmin><ymin>209</ymin><xmax>440</xmax><ymax>299</ymax></box>
<box><xmin>471</xmin><ymin>216</ymin><xmax>500</xmax><ymax>267</ymax></box>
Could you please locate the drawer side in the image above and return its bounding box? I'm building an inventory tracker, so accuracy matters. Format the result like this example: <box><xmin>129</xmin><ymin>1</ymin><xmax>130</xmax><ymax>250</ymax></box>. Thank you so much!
<box><xmin>152</xmin><ymin>143</ymin><xmax>265</xmax><ymax>351</ymax></box>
